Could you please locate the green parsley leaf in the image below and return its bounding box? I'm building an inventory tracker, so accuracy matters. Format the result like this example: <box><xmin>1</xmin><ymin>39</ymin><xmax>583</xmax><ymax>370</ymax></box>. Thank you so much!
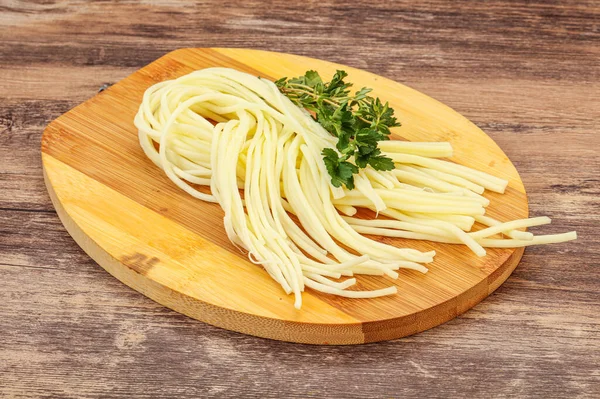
<box><xmin>322</xmin><ymin>148</ymin><xmax>358</xmax><ymax>189</ymax></box>
<box><xmin>276</xmin><ymin>70</ymin><xmax>400</xmax><ymax>189</ymax></box>
<box><xmin>367</xmin><ymin>154</ymin><xmax>395</xmax><ymax>171</ymax></box>
<box><xmin>304</xmin><ymin>70</ymin><xmax>323</xmax><ymax>87</ymax></box>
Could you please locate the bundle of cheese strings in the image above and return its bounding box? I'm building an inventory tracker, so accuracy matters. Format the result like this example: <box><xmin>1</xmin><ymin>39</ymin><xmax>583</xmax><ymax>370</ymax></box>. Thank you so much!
<box><xmin>134</xmin><ymin>67</ymin><xmax>576</xmax><ymax>309</ymax></box>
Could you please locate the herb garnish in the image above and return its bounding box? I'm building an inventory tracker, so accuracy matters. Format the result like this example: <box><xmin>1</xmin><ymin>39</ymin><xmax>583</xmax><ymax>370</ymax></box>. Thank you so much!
<box><xmin>275</xmin><ymin>70</ymin><xmax>399</xmax><ymax>190</ymax></box>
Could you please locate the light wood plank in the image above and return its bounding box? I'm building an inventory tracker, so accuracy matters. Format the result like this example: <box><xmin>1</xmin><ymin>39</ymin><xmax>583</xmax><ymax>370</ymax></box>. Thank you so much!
<box><xmin>41</xmin><ymin>48</ymin><xmax>528</xmax><ymax>344</ymax></box>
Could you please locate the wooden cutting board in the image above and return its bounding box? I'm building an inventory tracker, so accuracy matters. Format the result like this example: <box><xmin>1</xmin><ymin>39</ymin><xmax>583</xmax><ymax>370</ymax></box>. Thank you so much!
<box><xmin>41</xmin><ymin>48</ymin><xmax>528</xmax><ymax>344</ymax></box>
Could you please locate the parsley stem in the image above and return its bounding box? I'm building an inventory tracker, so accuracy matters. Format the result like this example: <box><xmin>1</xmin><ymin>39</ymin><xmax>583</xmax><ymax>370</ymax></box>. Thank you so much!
<box><xmin>280</xmin><ymin>86</ymin><xmax>372</xmax><ymax>125</ymax></box>
<box><xmin>281</xmin><ymin>86</ymin><xmax>340</xmax><ymax>108</ymax></box>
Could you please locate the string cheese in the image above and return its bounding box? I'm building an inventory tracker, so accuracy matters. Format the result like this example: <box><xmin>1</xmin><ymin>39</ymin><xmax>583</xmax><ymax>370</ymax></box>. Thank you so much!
<box><xmin>134</xmin><ymin>67</ymin><xmax>576</xmax><ymax>309</ymax></box>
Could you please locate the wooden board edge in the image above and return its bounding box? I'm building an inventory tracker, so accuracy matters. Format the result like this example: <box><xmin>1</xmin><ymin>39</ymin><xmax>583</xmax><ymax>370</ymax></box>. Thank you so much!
<box><xmin>42</xmin><ymin>149</ymin><xmax>526</xmax><ymax>344</ymax></box>
<box><xmin>359</xmin><ymin>247</ymin><xmax>524</xmax><ymax>343</ymax></box>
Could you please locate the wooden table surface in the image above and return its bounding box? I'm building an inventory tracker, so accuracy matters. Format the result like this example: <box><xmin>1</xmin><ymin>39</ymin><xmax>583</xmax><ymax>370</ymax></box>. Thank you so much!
<box><xmin>1</xmin><ymin>1</ymin><xmax>598</xmax><ymax>397</ymax></box>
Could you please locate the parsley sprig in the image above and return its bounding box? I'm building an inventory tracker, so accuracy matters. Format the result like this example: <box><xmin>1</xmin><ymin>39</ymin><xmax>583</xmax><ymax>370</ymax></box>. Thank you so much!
<box><xmin>275</xmin><ymin>70</ymin><xmax>399</xmax><ymax>190</ymax></box>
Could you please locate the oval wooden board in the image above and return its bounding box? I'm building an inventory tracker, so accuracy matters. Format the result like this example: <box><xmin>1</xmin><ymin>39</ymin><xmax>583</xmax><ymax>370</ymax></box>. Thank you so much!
<box><xmin>41</xmin><ymin>48</ymin><xmax>528</xmax><ymax>344</ymax></box>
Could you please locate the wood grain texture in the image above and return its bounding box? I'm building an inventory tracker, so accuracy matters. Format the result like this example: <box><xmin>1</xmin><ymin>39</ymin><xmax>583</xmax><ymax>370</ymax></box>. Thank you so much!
<box><xmin>41</xmin><ymin>47</ymin><xmax>529</xmax><ymax>344</ymax></box>
<box><xmin>1</xmin><ymin>0</ymin><xmax>598</xmax><ymax>397</ymax></box>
